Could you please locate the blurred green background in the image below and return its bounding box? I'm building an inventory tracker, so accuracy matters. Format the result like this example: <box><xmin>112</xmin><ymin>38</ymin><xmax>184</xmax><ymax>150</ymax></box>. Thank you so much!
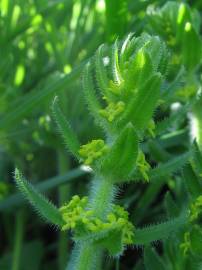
<box><xmin>0</xmin><ymin>0</ymin><xmax>202</xmax><ymax>269</ymax></box>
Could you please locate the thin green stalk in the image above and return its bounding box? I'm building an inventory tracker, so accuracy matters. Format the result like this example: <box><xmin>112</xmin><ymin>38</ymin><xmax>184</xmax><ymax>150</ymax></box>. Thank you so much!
<box><xmin>11</xmin><ymin>210</ymin><xmax>25</xmax><ymax>270</ymax></box>
<box><xmin>89</xmin><ymin>177</ymin><xmax>115</xmax><ymax>218</ymax></box>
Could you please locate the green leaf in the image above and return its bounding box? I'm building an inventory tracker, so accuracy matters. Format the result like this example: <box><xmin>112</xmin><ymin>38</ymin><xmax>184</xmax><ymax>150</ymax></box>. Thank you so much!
<box><xmin>144</xmin><ymin>36</ymin><xmax>168</xmax><ymax>75</ymax></box>
<box><xmin>0</xmin><ymin>167</ymin><xmax>86</xmax><ymax>212</ymax></box>
<box><xmin>14</xmin><ymin>168</ymin><xmax>64</xmax><ymax>227</ymax></box>
<box><xmin>134</xmin><ymin>212</ymin><xmax>187</xmax><ymax>245</ymax></box>
<box><xmin>148</xmin><ymin>140</ymin><xmax>171</xmax><ymax>162</ymax></box>
<box><xmin>182</xmin><ymin>22</ymin><xmax>202</xmax><ymax>70</ymax></box>
<box><xmin>183</xmin><ymin>164</ymin><xmax>202</xmax><ymax>199</ymax></box>
<box><xmin>119</xmin><ymin>73</ymin><xmax>162</xmax><ymax>131</ymax></box>
<box><xmin>110</xmin><ymin>39</ymin><xmax>122</xmax><ymax>84</ymax></box>
<box><xmin>101</xmin><ymin>123</ymin><xmax>138</xmax><ymax>182</ymax></box>
<box><xmin>124</xmin><ymin>49</ymin><xmax>154</xmax><ymax>92</ymax></box>
<box><xmin>144</xmin><ymin>246</ymin><xmax>166</xmax><ymax>270</ymax></box>
<box><xmin>94</xmin><ymin>44</ymin><xmax>109</xmax><ymax>96</ymax></box>
<box><xmin>150</xmin><ymin>151</ymin><xmax>191</xmax><ymax>180</ymax></box>
<box><xmin>83</xmin><ymin>61</ymin><xmax>109</xmax><ymax>130</ymax></box>
<box><xmin>52</xmin><ymin>96</ymin><xmax>80</xmax><ymax>158</ymax></box>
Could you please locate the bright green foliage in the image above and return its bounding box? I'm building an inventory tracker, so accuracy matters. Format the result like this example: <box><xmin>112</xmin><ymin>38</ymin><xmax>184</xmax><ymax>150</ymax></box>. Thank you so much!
<box><xmin>6</xmin><ymin>1</ymin><xmax>202</xmax><ymax>269</ymax></box>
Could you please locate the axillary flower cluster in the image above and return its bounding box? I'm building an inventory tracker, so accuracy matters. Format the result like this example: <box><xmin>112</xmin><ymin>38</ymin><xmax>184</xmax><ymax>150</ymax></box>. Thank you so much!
<box><xmin>60</xmin><ymin>195</ymin><xmax>134</xmax><ymax>249</ymax></box>
<box><xmin>78</xmin><ymin>139</ymin><xmax>108</xmax><ymax>165</ymax></box>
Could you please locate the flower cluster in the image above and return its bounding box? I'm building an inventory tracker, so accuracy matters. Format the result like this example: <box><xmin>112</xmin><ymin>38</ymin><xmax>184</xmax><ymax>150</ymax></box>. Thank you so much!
<box><xmin>99</xmin><ymin>101</ymin><xmax>125</xmax><ymax>122</ymax></box>
<box><xmin>136</xmin><ymin>151</ymin><xmax>151</xmax><ymax>182</ymax></box>
<box><xmin>78</xmin><ymin>140</ymin><xmax>108</xmax><ymax>165</ymax></box>
<box><xmin>59</xmin><ymin>195</ymin><xmax>135</xmax><ymax>248</ymax></box>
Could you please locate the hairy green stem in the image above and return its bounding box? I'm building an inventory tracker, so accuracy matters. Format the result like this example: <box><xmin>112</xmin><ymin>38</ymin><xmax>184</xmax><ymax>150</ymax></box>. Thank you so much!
<box><xmin>89</xmin><ymin>177</ymin><xmax>115</xmax><ymax>218</ymax></box>
<box><xmin>11</xmin><ymin>210</ymin><xmax>25</xmax><ymax>270</ymax></box>
<box><xmin>67</xmin><ymin>177</ymin><xmax>115</xmax><ymax>270</ymax></box>
<box><xmin>67</xmin><ymin>242</ymin><xmax>102</xmax><ymax>270</ymax></box>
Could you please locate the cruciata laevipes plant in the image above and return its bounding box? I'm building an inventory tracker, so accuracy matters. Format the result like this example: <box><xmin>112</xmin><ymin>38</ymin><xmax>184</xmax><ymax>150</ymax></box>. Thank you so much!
<box><xmin>14</xmin><ymin>33</ymin><xmax>189</xmax><ymax>269</ymax></box>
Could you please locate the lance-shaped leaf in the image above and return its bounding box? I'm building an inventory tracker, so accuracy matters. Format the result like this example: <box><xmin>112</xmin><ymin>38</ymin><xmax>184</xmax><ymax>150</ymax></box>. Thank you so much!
<box><xmin>94</xmin><ymin>44</ymin><xmax>109</xmax><ymax>96</ymax></box>
<box><xmin>183</xmin><ymin>164</ymin><xmax>202</xmax><ymax>199</ymax></box>
<box><xmin>83</xmin><ymin>61</ymin><xmax>108</xmax><ymax>128</ymax></box>
<box><xmin>192</xmin><ymin>141</ymin><xmax>202</xmax><ymax>175</ymax></box>
<box><xmin>119</xmin><ymin>73</ymin><xmax>162</xmax><ymax>131</ymax></box>
<box><xmin>134</xmin><ymin>211</ymin><xmax>187</xmax><ymax>245</ymax></box>
<box><xmin>144</xmin><ymin>36</ymin><xmax>168</xmax><ymax>75</ymax></box>
<box><xmin>120</xmin><ymin>33</ymin><xmax>150</xmax><ymax>69</ymax></box>
<box><xmin>120</xmin><ymin>33</ymin><xmax>133</xmax><ymax>62</ymax></box>
<box><xmin>110</xmin><ymin>39</ymin><xmax>123</xmax><ymax>85</ymax></box>
<box><xmin>164</xmin><ymin>192</ymin><xmax>180</xmax><ymax>218</ymax></box>
<box><xmin>100</xmin><ymin>123</ymin><xmax>138</xmax><ymax>182</ymax></box>
<box><xmin>124</xmin><ymin>49</ymin><xmax>154</xmax><ymax>93</ymax></box>
<box><xmin>52</xmin><ymin>96</ymin><xmax>80</xmax><ymax>159</ymax></box>
<box><xmin>15</xmin><ymin>168</ymin><xmax>64</xmax><ymax>227</ymax></box>
<box><xmin>182</xmin><ymin>22</ymin><xmax>202</xmax><ymax>71</ymax></box>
